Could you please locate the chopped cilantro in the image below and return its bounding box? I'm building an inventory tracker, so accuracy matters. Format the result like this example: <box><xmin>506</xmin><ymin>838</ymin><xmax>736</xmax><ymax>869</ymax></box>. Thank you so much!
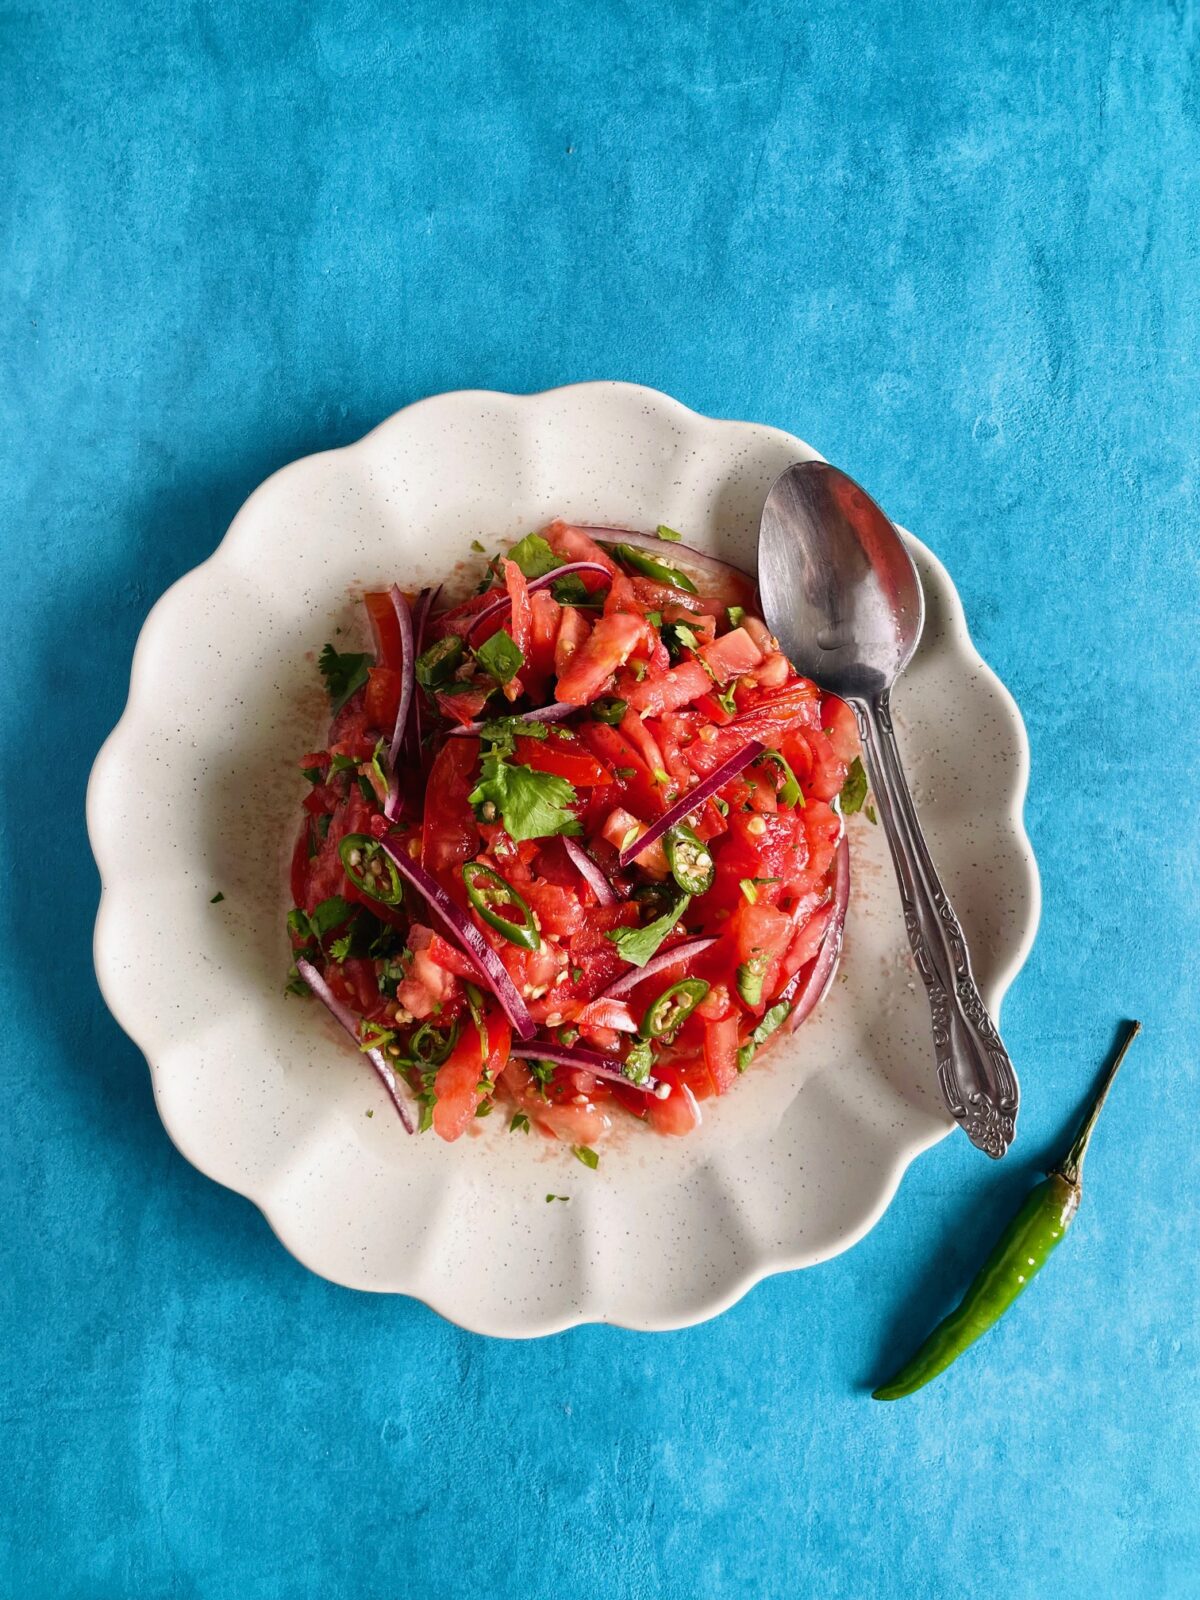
<box><xmin>572</xmin><ymin>1145</ymin><xmax>600</xmax><ymax>1170</ymax></box>
<box><xmin>570</xmin><ymin>966</ymin><xmax>583</xmax><ymax>983</ymax></box>
<box><xmin>758</xmin><ymin>748</ymin><xmax>804</xmax><ymax>808</ymax></box>
<box><xmin>645</xmin><ymin>610</ymin><xmax>663</xmax><ymax>627</ymax></box>
<box><xmin>478</xmin><ymin>716</ymin><xmax>549</xmax><ymax>755</ymax></box>
<box><xmin>284</xmin><ymin>965</ymin><xmax>309</xmax><ymax>997</ymax></box>
<box><xmin>737</xmin><ymin>1000</ymin><xmax>792</xmax><ymax>1070</ymax></box>
<box><xmin>739</xmin><ymin>878</ymin><xmax>758</xmax><ymax>904</ymax></box>
<box><xmin>550</xmin><ymin>573</ymin><xmax>593</xmax><ymax>605</ymax></box>
<box><xmin>839</xmin><ymin>756</ymin><xmax>871</xmax><ymax>816</ymax></box>
<box><xmin>318</xmin><ymin>644</ymin><xmax>372</xmax><ymax>713</ymax></box>
<box><xmin>328</xmin><ymin>752</ymin><xmax>359</xmax><ymax>775</ymax></box>
<box><xmin>614</xmin><ymin>766</ymin><xmax>637</xmax><ymax>780</ymax></box>
<box><xmin>607</xmin><ymin>895</ymin><xmax>691</xmax><ymax>967</ymax></box>
<box><xmin>716</xmin><ymin>684</ymin><xmax>738</xmax><ymax>716</ymax></box>
<box><xmin>727</xmin><ymin>605</ymin><xmax>746</xmax><ymax>628</ymax></box>
<box><xmin>506</xmin><ymin>532</ymin><xmax>562</xmax><ymax>579</ymax></box>
<box><xmin>713</xmin><ymin>796</ymin><xmax>729</xmax><ymax>817</ymax></box>
<box><xmin>656</xmin><ymin>524</ymin><xmax>683</xmax><ymax>542</ymax></box>
<box><xmin>210</xmin><ymin>891</ymin><xmax>225</xmax><ymax>904</ymax></box>
<box><xmin>662</xmin><ymin>620</ymin><xmax>700</xmax><ymax>662</ymax></box>
<box><xmin>546</xmin><ymin>1194</ymin><xmax>569</xmax><ymax>1203</ymax></box>
<box><xmin>470</xmin><ymin>538</ymin><xmax>487</xmax><ymax>553</ymax></box>
<box><xmin>474</xmin><ymin>1099</ymin><xmax>494</xmax><ymax>1117</ymax></box>
<box><xmin>510</xmin><ymin>1112</ymin><xmax>531</xmax><ymax>1134</ymax></box>
<box><xmin>469</xmin><ymin>753</ymin><xmax>581</xmax><ymax>842</ymax></box>
<box><xmin>473</xmin><ymin>627</ymin><xmax>525</xmax><ymax>685</ymax></box>
<box><xmin>865</xmin><ymin>802</ymin><xmax>878</xmax><ymax>825</ymax></box>
<box><xmin>301</xmin><ymin>766</ymin><xmax>324</xmax><ymax>785</ymax></box>
<box><xmin>623</xmin><ymin>1038</ymin><xmax>654</xmax><ymax>1086</ymax></box>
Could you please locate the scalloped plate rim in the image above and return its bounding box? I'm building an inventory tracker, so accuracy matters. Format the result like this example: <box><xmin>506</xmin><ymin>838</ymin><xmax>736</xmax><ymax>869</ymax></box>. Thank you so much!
<box><xmin>87</xmin><ymin>380</ymin><xmax>1040</xmax><ymax>1337</ymax></box>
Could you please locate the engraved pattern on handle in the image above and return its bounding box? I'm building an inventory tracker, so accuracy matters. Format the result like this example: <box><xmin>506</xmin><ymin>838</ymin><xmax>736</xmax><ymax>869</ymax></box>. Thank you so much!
<box><xmin>853</xmin><ymin>692</ymin><xmax>1019</xmax><ymax>1158</ymax></box>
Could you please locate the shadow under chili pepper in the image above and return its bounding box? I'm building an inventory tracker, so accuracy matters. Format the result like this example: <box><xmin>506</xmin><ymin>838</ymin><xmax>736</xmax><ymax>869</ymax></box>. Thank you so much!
<box><xmin>860</xmin><ymin>1019</ymin><xmax>1134</xmax><ymax>1395</ymax></box>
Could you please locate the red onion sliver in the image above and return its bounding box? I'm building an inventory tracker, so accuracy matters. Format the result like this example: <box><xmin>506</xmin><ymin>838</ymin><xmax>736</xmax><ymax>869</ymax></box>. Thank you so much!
<box><xmin>599</xmin><ymin>935</ymin><xmax>719</xmax><ymax>999</ymax></box>
<box><xmin>617</xmin><ymin>739</ymin><xmax>765</xmax><ymax>867</ymax></box>
<box><xmin>465</xmin><ymin>561</ymin><xmax>612</xmax><ymax>646</ymax></box>
<box><xmin>562</xmin><ymin>837</ymin><xmax>618</xmax><ymax>907</ymax></box>
<box><xmin>409</xmin><ymin>584</ymin><xmax>439</xmax><ymax>764</ymax></box>
<box><xmin>782</xmin><ymin>834</ymin><xmax>850</xmax><ymax>1030</ymax></box>
<box><xmin>378</xmin><ymin>841</ymin><xmax>537</xmax><ymax>1040</ymax></box>
<box><xmin>381</xmin><ymin>585</ymin><xmax>415</xmax><ymax>821</ymax></box>
<box><xmin>509</xmin><ymin>1039</ymin><xmax>666</xmax><ymax>1097</ymax></box>
<box><xmin>445</xmin><ymin>701</ymin><xmax>576</xmax><ymax>737</ymax></box>
<box><xmin>296</xmin><ymin>958</ymin><xmax>416</xmax><ymax>1133</ymax></box>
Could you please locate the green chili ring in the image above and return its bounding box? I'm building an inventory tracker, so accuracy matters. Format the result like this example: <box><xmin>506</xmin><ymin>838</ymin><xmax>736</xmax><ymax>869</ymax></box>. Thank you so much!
<box><xmin>643</xmin><ymin>978</ymin><xmax>710</xmax><ymax>1040</ymax></box>
<box><xmin>339</xmin><ymin>833</ymin><xmax>405</xmax><ymax>905</ymax></box>
<box><xmin>663</xmin><ymin>823</ymin><xmax>715</xmax><ymax>895</ymax></box>
<box><xmin>461</xmin><ymin>861</ymin><xmax>541</xmax><ymax>952</ymax></box>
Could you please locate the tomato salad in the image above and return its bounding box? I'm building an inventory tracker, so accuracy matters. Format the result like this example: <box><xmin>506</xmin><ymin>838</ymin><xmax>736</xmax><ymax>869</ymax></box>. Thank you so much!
<box><xmin>287</xmin><ymin>521</ymin><xmax>862</xmax><ymax>1152</ymax></box>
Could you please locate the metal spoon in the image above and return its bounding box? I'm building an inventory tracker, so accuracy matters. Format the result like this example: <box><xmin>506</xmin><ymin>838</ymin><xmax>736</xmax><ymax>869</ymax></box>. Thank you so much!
<box><xmin>757</xmin><ymin>460</ymin><xmax>1019</xmax><ymax>1158</ymax></box>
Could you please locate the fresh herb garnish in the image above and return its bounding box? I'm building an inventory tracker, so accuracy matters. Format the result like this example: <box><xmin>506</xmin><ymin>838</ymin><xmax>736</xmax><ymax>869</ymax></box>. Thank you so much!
<box><xmin>510</xmin><ymin>1112</ymin><xmax>531</xmax><ymax>1134</ymax></box>
<box><xmin>506</xmin><ymin>532</ymin><xmax>562</xmax><ymax>579</ymax></box>
<box><xmin>318</xmin><ymin>644</ymin><xmax>372</xmax><ymax>713</ymax></box>
<box><xmin>661</xmin><ymin>620</ymin><xmax>700</xmax><ymax>662</ymax></box>
<box><xmin>758</xmin><ymin>748</ymin><xmax>803</xmax><ymax>808</ymax></box>
<box><xmin>301</xmin><ymin>766</ymin><xmax>324</xmax><ymax>785</ymax></box>
<box><xmin>572</xmin><ymin>1145</ymin><xmax>600</xmax><ymax>1170</ymax></box>
<box><xmin>727</xmin><ymin>605</ymin><xmax>745</xmax><ymax>628</ymax></box>
<box><xmin>470</xmin><ymin>724</ymin><xmax>581</xmax><ymax>842</ymax></box>
<box><xmin>736</xmin><ymin>1000</ymin><xmax>792</xmax><ymax>1070</ymax></box>
<box><xmin>550</xmin><ymin>573</ymin><xmax>594</xmax><ymax>606</ymax></box>
<box><xmin>839</xmin><ymin>756</ymin><xmax>871</xmax><ymax>817</ymax></box>
<box><xmin>623</xmin><ymin>1038</ymin><xmax>655</xmax><ymax>1085</ymax></box>
<box><xmin>656</xmin><ymin>524</ymin><xmax>683</xmax><ymax>542</ymax></box>
<box><xmin>287</xmin><ymin>896</ymin><xmax>353</xmax><ymax>951</ymax></box>
<box><xmin>606</xmin><ymin>895</ymin><xmax>691</xmax><ymax>967</ymax></box>
<box><xmin>736</xmin><ymin>947</ymin><xmax>770</xmax><ymax>1008</ymax></box>
<box><xmin>470</xmin><ymin>538</ymin><xmax>487</xmax><ymax>553</ymax></box>
<box><xmin>739</xmin><ymin>878</ymin><xmax>758</xmax><ymax>904</ymax></box>
<box><xmin>546</xmin><ymin>1194</ymin><xmax>569</xmax><ymax>1203</ymax></box>
<box><xmin>716</xmin><ymin>684</ymin><xmax>738</xmax><ymax>716</ymax></box>
<box><xmin>210</xmin><ymin>891</ymin><xmax>225</xmax><ymax>904</ymax></box>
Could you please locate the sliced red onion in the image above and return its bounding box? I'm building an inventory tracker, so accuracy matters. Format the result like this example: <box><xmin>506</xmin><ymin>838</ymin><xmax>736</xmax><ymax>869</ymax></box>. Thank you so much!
<box><xmin>296</xmin><ymin>957</ymin><xmax>416</xmax><ymax>1133</ymax></box>
<box><xmin>378</xmin><ymin>841</ymin><xmax>536</xmax><ymax>1040</ymax></box>
<box><xmin>445</xmin><ymin>700</ymin><xmax>576</xmax><ymax>737</ymax></box>
<box><xmin>465</xmin><ymin>561</ymin><xmax>612</xmax><ymax>646</ymax></box>
<box><xmin>562</xmin><ymin>838</ymin><xmax>618</xmax><ymax>907</ymax></box>
<box><xmin>575</xmin><ymin>526</ymin><xmax>756</xmax><ymax>595</ymax></box>
<box><xmin>782</xmin><ymin>834</ymin><xmax>850</xmax><ymax>1030</ymax></box>
<box><xmin>598</xmin><ymin>935</ymin><xmax>719</xmax><ymax>998</ymax></box>
<box><xmin>368</xmin><ymin>585</ymin><xmax>414</xmax><ymax>822</ymax></box>
<box><xmin>509</xmin><ymin>1039</ymin><xmax>666</xmax><ymax>1097</ymax></box>
<box><xmin>617</xmin><ymin>739</ymin><xmax>764</xmax><ymax>867</ymax></box>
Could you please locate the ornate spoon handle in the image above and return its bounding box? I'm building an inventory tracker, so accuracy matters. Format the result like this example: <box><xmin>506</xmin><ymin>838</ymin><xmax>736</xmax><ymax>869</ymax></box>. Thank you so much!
<box><xmin>852</xmin><ymin>691</ymin><xmax>1020</xmax><ymax>1158</ymax></box>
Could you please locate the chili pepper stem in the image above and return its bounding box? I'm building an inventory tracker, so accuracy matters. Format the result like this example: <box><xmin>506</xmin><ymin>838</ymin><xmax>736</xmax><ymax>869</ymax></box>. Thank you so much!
<box><xmin>1055</xmin><ymin>1020</ymin><xmax>1141</xmax><ymax>1190</ymax></box>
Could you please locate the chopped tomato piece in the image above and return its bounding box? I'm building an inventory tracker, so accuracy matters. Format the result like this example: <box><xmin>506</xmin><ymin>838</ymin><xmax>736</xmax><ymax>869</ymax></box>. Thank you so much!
<box><xmin>515</xmin><ymin>734</ymin><xmax>612</xmax><ymax>787</ymax></box>
<box><xmin>555</xmin><ymin>612</ymin><xmax>648</xmax><ymax>705</ymax></box>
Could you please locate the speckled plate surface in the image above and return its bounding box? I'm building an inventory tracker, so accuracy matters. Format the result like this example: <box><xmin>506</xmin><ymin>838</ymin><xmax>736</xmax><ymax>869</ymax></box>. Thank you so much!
<box><xmin>87</xmin><ymin>382</ymin><xmax>1038</xmax><ymax>1337</ymax></box>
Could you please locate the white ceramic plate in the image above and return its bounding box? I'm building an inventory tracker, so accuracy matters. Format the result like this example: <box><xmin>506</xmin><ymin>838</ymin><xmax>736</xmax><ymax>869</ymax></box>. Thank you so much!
<box><xmin>88</xmin><ymin>382</ymin><xmax>1038</xmax><ymax>1336</ymax></box>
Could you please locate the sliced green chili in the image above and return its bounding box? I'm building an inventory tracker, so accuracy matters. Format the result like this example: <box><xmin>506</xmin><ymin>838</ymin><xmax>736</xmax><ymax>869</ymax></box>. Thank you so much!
<box><xmin>606</xmin><ymin>542</ymin><xmax>699</xmax><ymax>594</ymax></box>
<box><xmin>591</xmin><ymin>697</ymin><xmax>628</xmax><ymax>726</ymax></box>
<box><xmin>415</xmin><ymin>634</ymin><xmax>465</xmax><ymax>690</ymax></box>
<box><xmin>663</xmin><ymin>823</ymin><xmax>714</xmax><ymax>895</ymax></box>
<box><xmin>736</xmin><ymin>948</ymin><xmax>770</xmax><ymax>1008</ymax></box>
<box><xmin>461</xmin><ymin>861</ymin><xmax>540</xmax><ymax>952</ymax></box>
<box><xmin>643</xmin><ymin>978</ymin><xmax>710</xmax><ymax>1040</ymax></box>
<box><xmin>339</xmin><ymin>834</ymin><xmax>404</xmax><ymax>906</ymax></box>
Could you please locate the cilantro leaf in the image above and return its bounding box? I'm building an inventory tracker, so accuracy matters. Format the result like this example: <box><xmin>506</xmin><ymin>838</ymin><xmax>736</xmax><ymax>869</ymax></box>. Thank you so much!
<box><xmin>510</xmin><ymin>1112</ymin><xmax>531</xmax><ymax>1134</ymax></box>
<box><xmin>623</xmin><ymin>1038</ymin><xmax>654</xmax><ymax>1086</ymax></box>
<box><xmin>606</xmin><ymin>895</ymin><xmax>691</xmax><ymax>967</ymax></box>
<box><xmin>656</xmin><ymin>524</ymin><xmax>683</xmax><ymax>542</ymax></box>
<box><xmin>470</xmin><ymin>757</ymin><xmax>581</xmax><ymax>842</ymax></box>
<box><xmin>550</xmin><ymin>573</ymin><xmax>593</xmax><ymax>606</ymax></box>
<box><xmin>726</xmin><ymin>605</ymin><xmax>745</xmax><ymax>628</ymax></box>
<box><xmin>506</xmin><ymin>533</ymin><xmax>562</xmax><ymax>579</ymax></box>
<box><xmin>737</xmin><ymin>1000</ymin><xmax>792</xmax><ymax>1070</ymax></box>
<box><xmin>473</xmin><ymin>628</ymin><xmax>524</xmax><ymax>685</ymax></box>
<box><xmin>572</xmin><ymin>1145</ymin><xmax>600</xmax><ymax>1170</ymax></box>
<box><xmin>309</xmin><ymin>895</ymin><xmax>353</xmax><ymax>939</ymax></box>
<box><xmin>839</xmin><ymin>756</ymin><xmax>870</xmax><ymax>816</ymax></box>
<box><xmin>210</xmin><ymin>891</ymin><xmax>225</xmax><ymax>904</ymax></box>
<box><xmin>318</xmin><ymin>644</ymin><xmax>372</xmax><ymax>712</ymax></box>
<box><xmin>758</xmin><ymin>748</ymin><xmax>803</xmax><ymax>809</ymax></box>
<box><xmin>471</xmin><ymin>538</ymin><xmax>487</xmax><ymax>553</ymax></box>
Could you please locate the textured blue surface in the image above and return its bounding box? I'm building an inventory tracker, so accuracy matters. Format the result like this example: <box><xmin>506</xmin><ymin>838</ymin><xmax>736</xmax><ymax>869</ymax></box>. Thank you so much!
<box><xmin>4</xmin><ymin>2</ymin><xmax>1198</xmax><ymax>1594</ymax></box>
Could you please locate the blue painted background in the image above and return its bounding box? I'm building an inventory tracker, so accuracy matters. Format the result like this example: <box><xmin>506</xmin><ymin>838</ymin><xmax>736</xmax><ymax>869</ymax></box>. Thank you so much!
<box><xmin>4</xmin><ymin>2</ymin><xmax>1198</xmax><ymax>1594</ymax></box>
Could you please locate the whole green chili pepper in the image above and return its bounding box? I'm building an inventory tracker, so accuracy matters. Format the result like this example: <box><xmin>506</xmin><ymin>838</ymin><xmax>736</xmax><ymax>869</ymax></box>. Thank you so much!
<box><xmin>461</xmin><ymin>861</ymin><xmax>540</xmax><ymax>952</ymax></box>
<box><xmin>873</xmin><ymin>1021</ymin><xmax>1141</xmax><ymax>1401</ymax></box>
